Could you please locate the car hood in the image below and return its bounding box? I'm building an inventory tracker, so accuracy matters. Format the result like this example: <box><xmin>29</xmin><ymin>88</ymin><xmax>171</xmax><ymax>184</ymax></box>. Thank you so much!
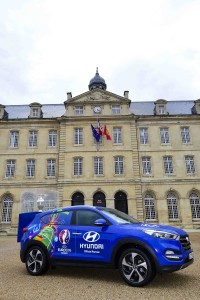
<box><xmin>119</xmin><ymin>222</ymin><xmax>188</xmax><ymax>236</ymax></box>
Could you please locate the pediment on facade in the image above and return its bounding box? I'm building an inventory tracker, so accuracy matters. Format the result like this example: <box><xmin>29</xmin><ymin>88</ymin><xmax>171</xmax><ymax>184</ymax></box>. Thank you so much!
<box><xmin>64</xmin><ymin>88</ymin><xmax>131</xmax><ymax>107</ymax></box>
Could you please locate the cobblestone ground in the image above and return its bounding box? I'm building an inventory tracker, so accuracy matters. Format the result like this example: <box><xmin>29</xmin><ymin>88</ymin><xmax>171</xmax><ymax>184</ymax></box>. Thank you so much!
<box><xmin>0</xmin><ymin>233</ymin><xmax>199</xmax><ymax>300</ymax></box>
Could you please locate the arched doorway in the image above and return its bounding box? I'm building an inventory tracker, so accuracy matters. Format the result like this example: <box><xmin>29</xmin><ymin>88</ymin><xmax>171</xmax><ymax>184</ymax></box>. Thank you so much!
<box><xmin>72</xmin><ymin>192</ymin><xmax>84</xmax><ymax>206</ymax></box>
<box><xmin>93</xmin><ymin>191</ymin><xmax>106</xmax><ymax>207</ymax></box>
<box><xmin>114</xmin><ymin>191</ymin><xmax>128</xmax><ymax>214</ymax></box>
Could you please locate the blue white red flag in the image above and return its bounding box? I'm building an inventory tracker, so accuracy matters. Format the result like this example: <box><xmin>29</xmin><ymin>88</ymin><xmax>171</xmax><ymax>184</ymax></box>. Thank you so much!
<box><xmin>97</xmin><ymin>119</ymin><xmax>103</xmax><ymax>136</ymax></box>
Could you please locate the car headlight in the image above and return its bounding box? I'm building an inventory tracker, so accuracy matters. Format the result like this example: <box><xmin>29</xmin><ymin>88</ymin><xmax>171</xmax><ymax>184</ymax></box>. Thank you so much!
<box><xmin>144</xmin><ymin>229</ymin><xmax>179</xmax><ymax>240</ymax></box>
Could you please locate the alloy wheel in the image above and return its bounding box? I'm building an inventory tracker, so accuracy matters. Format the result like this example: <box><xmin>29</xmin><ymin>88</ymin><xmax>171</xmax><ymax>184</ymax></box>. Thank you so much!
<box><xmin>119</xmin><ymin>248</ymin><xmax>154</xmax><ymax>287</ymax></box>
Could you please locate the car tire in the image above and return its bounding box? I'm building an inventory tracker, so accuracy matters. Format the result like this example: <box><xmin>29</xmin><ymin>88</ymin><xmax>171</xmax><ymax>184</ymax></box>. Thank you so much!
<box><xmin>25</xmin><ymin>246</ymin><xmax>49</xmax><ymax>276</ymax></box>
<box><xmin>118</xmin><ymin>248</ymin><xmax>155</xmax><ymax>287</ymax></box>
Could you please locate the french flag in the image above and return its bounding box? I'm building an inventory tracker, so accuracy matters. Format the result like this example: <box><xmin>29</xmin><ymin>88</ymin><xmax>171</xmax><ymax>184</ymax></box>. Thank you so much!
<box><xmin>98</xmin><ymin>119</ymin><xmax>103</xmax><ymax>136</ymax></box>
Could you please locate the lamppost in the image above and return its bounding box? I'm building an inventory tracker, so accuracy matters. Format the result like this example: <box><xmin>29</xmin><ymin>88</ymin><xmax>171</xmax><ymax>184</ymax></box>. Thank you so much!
<box><xmin>37</xmin><ymin>195</ymin><xmax>45</xmax><ymax>212</ymax></box>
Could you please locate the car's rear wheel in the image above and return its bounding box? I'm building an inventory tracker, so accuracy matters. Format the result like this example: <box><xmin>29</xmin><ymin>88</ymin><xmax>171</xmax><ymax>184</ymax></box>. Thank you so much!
<box><xmin>118</xmin><ymin>248</ymin><xmax>155</xmax><ymax>287</ymax></box>
<box><xmin>25</xmin><ymin>246</ymin><xmax>49</xmax><ymax>276</ymax></box>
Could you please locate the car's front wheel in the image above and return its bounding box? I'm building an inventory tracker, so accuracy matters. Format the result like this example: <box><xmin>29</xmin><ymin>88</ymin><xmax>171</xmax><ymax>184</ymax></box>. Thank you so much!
<box><xmin>118</xmin><ymin>248</ymin><xmax>155</xmax><ymax>287</ymax></box>
<box><xmin>25</xmin><ymin>246</ymin><xmax>49</xmax><ymax>276</ymax></box>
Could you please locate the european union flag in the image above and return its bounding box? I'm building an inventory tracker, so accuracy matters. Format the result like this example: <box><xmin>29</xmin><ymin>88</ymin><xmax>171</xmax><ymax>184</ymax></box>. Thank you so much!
<box><xmin>91</xmin><ymin>124</ymin><xmax>101</xmax><ymax>142</ymax></box>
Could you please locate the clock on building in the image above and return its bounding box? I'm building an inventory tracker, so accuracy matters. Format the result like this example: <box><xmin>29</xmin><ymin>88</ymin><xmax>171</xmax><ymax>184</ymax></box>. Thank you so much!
<box><xmin>93</xmin><ymin>106</ymin><xmax>102</xmax><ymax>113</ymax></box>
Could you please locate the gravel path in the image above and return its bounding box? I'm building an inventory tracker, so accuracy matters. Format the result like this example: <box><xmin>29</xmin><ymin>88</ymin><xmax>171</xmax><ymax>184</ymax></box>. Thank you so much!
<box><xmin>0</xmin><ymin>233</ymin><xmax>199</xmax><ymax>300</ymax></box>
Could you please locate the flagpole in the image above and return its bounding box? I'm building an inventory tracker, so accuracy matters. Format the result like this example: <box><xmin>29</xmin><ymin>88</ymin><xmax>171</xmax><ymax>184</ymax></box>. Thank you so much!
<box><xmin>97</xmin><ymin>117</ymin><xmax>100</xmax><ymax>152</ymax></box>
<box><xmin>97</xmin><ymin>117</ymin><xmax>103</xmax><ymax>152</ymax></box>
<box><xmin>96</xmin><ymin>141</ymin><xmax>100</xmax><ymax>151</ymax></box>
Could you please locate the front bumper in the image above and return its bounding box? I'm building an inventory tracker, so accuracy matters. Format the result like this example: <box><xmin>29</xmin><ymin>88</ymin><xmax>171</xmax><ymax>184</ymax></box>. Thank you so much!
<box><xmin>158</xmin><ymin>256</ymin><xmax>194</xmax><ymax>273</ymax></box>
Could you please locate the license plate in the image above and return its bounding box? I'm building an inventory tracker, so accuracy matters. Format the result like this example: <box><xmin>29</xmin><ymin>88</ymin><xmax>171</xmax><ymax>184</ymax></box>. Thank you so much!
<box><xmin>189</xmin><ymin>252</ymin><xmax>194</xmax><ymax>260</ymax></box>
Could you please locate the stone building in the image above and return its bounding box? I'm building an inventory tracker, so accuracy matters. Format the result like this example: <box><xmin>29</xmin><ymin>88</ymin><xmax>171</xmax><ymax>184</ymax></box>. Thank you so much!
<box><xmin>0</xmin><ymin>70</ymin><xmax>200</xmax><ymax>234</ymax></box>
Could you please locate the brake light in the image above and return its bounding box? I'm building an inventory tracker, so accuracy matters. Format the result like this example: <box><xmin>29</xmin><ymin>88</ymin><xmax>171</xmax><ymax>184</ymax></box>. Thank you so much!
<box><xmin>22</xmin><ymin>227</ymin><xmax>28</xmax><ymax>233</ymax></box>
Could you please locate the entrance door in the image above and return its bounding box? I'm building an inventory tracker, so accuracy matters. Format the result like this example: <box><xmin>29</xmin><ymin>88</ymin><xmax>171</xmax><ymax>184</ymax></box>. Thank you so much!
<box><xmin>93</xmin><ymin>192</ymin><xmax>106</xmax><ymax>207</ymax></box>
<box><xmin>114</xmin><ymin>191</ymin><xmax>128</xmax><ymax>214</ymax></box>
<box><xmin>72</xmin><ymin>192</ymin><xmax>84</xmax><ymax>206</ymax></box>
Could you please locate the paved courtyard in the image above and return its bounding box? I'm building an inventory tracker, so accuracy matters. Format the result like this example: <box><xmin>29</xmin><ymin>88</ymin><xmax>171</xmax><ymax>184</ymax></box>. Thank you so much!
<box><xmin>0</xmin><ymin>233</ymin><xmax>199</xmax><ymax>300</ymax></box>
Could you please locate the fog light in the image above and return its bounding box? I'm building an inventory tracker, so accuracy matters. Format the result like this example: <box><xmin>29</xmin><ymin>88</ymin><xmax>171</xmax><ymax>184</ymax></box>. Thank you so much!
<box><xmin>166</xmin><ymin>250</ymin><xmax>175</xmax><ymax>255</ymax></box>
<box><xmin>165</xmin><ymin>250</ymin><xmax>181</xmax><ymax>260</ymax></box>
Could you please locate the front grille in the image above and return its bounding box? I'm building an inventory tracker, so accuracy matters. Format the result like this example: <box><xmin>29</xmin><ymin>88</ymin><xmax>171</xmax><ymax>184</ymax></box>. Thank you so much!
<box><xmin>179</xmin><ymin>235</ymin><xmax>191</xmax><ymax>251</ymax></box>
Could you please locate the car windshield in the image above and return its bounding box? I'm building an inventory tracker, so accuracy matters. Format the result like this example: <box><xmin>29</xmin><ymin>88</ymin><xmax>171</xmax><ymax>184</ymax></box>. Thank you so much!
<box><xmin>98</xmin><ymin>208</ymin><xmax>140</xmax><ymax>224</ymax></box>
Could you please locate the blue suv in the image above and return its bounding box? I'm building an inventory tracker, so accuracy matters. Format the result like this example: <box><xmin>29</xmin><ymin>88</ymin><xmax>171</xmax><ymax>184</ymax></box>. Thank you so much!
<box><xmin>17</xmin><ymin>206</ymin><xmax>194</xmax><ymax>287</ymax></box>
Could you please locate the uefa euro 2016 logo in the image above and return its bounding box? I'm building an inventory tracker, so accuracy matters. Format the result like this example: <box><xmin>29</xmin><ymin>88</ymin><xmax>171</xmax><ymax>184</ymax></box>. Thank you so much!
<box><xmin>59</xmin><ymin>229</ymin><xmax>70</xmax><ymax>244</ymax></box>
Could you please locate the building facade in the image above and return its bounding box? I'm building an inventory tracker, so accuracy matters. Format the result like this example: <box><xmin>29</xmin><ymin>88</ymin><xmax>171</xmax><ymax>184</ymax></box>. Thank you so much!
<box><xmin>0</xmin><ymin>70</ymin><xmax>200</xmax><ymax>234</ymax></box>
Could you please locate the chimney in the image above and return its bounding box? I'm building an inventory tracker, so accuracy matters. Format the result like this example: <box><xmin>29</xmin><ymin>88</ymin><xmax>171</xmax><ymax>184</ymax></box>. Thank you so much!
<box><xmin>67</xmin><ymin>92</ymin><xmax>72</xmax><ymax>100</ymax></box>
<box><xmin>124</xmin><ymin>91</ymin><xmax>129</xmax><ymax>99</ymax></box>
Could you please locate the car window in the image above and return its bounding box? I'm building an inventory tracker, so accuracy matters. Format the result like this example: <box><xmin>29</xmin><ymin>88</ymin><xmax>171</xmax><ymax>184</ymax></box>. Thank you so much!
<box><xmin>98</xmin><ymin>208</ymin><xmax>140</xmax><ymax>224</ymax></box>
<box><xmin>41</xmin><ymin>211</ymin><xmax>72</xmax><ymax>225</ymax></box>
<box><xmin>71</xmin><ymin>210</ymin><xmax>106</xmax><ymax>226</ymax></box>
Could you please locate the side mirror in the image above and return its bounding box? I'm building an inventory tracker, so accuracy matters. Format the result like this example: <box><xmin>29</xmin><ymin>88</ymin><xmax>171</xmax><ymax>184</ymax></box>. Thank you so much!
<box><xmin>94</xmin><ymin>219</ymin><xmax>107</xmax><ymax>226</ymax></box>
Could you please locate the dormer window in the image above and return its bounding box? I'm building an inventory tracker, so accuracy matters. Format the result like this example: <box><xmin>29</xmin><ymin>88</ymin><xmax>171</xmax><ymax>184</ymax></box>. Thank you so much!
<box><xmin>0</xmin><ymin>104</ymin><xmax>8</xmax><ymax>119</ymax></box>
<box><xmin>29</xmin><ymin>102</ymin><xmax>43</xmax><ymax>118</ymax></box>
<box><xmin>154</xmin><ymin>99</ymin><xmax>168</xmax><ymax>115</ymax></box>
<box><xmin>32</xmin><ymin>108</ymin><xmax>39</xmax><ymax>117</ymax></box>
<box><xmin>158</xmin><ymin>105</ymin><xmax>165</xmax><ymax>115</ymax></box>
<box><xmin>192</xmin><ymin>99</ymin><xmax>200</xmax><ymax>114</ymax></box>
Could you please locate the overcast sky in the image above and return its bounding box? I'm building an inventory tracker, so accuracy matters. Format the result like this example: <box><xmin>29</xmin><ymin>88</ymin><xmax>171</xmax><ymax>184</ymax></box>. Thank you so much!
<box><xmin>0</xmin><ymin>0</ymin><xmax>200</xmax><ymax>105</ymax></box>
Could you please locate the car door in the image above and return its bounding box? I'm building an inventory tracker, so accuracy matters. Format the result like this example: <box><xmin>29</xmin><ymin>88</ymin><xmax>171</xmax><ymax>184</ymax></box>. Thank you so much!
<box><xmin>71</xmin><ymin>209</ymin><xmax>113</xmax><ymax>262</ymax></box>
<box><xmin>48</xmin><ymin>210</ymin><xmax>77</xmax><ymax>259</ymax></box>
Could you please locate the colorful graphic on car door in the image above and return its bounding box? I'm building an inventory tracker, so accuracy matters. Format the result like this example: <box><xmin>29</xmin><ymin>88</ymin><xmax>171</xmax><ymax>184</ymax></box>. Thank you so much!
<box><xmin>53</xmin><ymin>211</ymin><xmax>76</xmax><ymax>258</ymax></box>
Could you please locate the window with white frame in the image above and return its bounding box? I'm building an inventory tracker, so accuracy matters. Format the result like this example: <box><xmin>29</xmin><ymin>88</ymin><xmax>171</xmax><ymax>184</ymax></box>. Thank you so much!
<box><xmin>47</xmin><ymin>159</ymin><xmax>56</xmax><ymax>176</ymax></box>
<box><xmin>5</xmin><ymin>160</ymin><xmax>15</xmax><ymax>177</ymax></box>
<box><xmin>26</xmin><ymin>159</ymin><xmax>35</xmax><ymax>177</ymax></box>
<box><xmin>9</xmin><ymin>131</ymin><xmax>19</xmax><ymax>148</ymax></box>
<box><xmin>158</xmin><ymin>105</ymin><xmax>165</xmax><ymax>115</ymax></box>
<box><xmin>140</xmin><ymin>128</ymin><xmax>148</xmax><ymax>144</ymax></box>
<box><xmin>48</xmin><ymin>130</ymin><xmax>57</xmax><ymax>147</ymax></box>
<box><xmin>1</xmin><ymin>195</ymin><xmax>13</xmax><ymax>223</ymax></box>
<box><xmin>160</xmin><ymin>127</ymin><xmax>169</xmax><ymax>144</ymax></box>
<box><xmin>74</xmin><ymin>128</ymin><xmax>83</xmax><ymax>145</ymax></box>
<box><xmin>167</xmin><ymin>193</ymin><xmax>179</xmax><ymax>219</ymax></box>
<box><xmin>181</xmin><ymin>127</ymin><xmax>190</xmax><ymax>144</ymax></box>
<box><xmin>113</xmin><ymin>127</ymin><xmax>122</xmax><ymax>144</ymax></box>
<box><xmin>114</xmin><ymin>156</ymin><xmax>124</xmax><ymax>175</ymax></box>
<box><xmin>190</xmin><ymin>193</ymin><xmax>200</xmax><ymax>219</ymax></box>
<box><xmin>32</xmin><ymin>108</ymin><xmax>39</xmax><ymax>117</ymax></box>
<box><xmin>144</xmin><ymin>194</ymin><xmax>156</xmax><ymax>220</ymax></box>
<box><xmin>163</xmin><ymin>156</ymin><xmax>173</xmax><ymax>174</ymax></box>
<box><xmin>94</xmin><ymin>157</ymin><xmax>103</xmax><ymax>175</ymax></box>
<box><xmin>74</xmin><ymin>157</ymin><xmax>83</xmax><ymax>175</ymax></box>
<box><xmin>75</xmin><ymin>106</ymin><xmax>83</xmax><ymax>115</ymax></box>
<box><xmin>142</xmin><ymin>157</ymin><xmax>151</xmax><ymax>175</ymax></box>
<box><xmin>112</xmin><ymin>105</ymin><xmax>120</xmax><ymax>114</ymax></box>
<box><xmin>185</xmin><ymin>156</ymin><xmax>195</xmax><ymax>174</ymax></box>
<box><xmin>28</xmin><ymin>130</ymin><xmax>38</xmax><ymax>147</ymax></box>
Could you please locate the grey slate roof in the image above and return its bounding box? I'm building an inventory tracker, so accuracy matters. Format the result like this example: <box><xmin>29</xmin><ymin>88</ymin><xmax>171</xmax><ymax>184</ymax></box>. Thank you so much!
<box><xmin>130</xmin><ymin>100</ymin><xmax>195</xmax><ymax>115</ymax></box>
<box><xmin>3</xmin><ymin>100</ymin><xmax>196</xmax><ymax>119</ymax></box>
<box><xmin>5</xmin><ymin>104</ymin><xmax>65</xmax><ymax>119</ymax></box>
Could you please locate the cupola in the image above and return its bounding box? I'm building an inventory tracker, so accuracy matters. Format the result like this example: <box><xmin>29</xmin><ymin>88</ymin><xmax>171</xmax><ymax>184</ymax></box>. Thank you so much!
<box><xmin>88</xmin><ymin>68</ymin><xmax>107</xmax><ymax>91</ymax></box>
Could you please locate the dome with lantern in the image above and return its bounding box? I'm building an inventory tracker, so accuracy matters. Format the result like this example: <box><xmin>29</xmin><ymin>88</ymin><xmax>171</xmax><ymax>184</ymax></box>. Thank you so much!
<box><xmin>88</xmin><ymin>68</ymin><xmax>107</xmax><ymax>91</ymax></box>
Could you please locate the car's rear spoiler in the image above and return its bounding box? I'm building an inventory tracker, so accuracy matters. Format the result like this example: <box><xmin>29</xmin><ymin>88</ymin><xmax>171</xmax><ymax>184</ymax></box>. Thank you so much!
<box><xmin>17</xmin><ymin>212</ymin><xmax>40</xmax><ymax>242</ymax></box>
